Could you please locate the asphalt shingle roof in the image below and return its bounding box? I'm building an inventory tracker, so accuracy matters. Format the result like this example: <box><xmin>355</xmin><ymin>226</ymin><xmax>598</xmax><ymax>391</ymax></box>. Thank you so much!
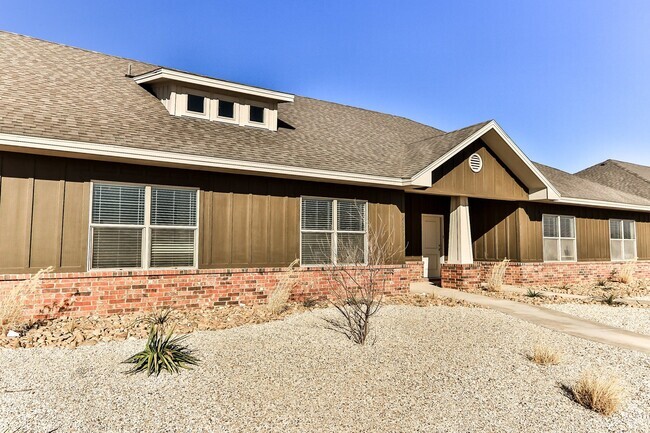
<box><xmin>0</xmin><ymin>31</ymin><xmax>648</xmax><ymax>210</ymax></box>
<box><xmin>575</xmin><ymin>160</ymin><xmax>650</xmax><ymax>200</ymax></box>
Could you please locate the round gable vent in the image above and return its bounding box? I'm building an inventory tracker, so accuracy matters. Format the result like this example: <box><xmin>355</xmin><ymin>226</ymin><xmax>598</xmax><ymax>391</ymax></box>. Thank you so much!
<box><xmin>469</xmin><ymin>153</ymin><xmax>483</xmax><ymax>173</ymax></box>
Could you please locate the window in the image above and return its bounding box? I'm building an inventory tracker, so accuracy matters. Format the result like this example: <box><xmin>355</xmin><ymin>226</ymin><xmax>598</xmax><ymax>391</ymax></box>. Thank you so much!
<box><xmin>187</xmin><ymin>94</ymin><xmax>205</xmax><ymax>113</ymax></box>
<box><xmin>542</xmin><ymin>214</ymin><xmax>576</xmax><ymax>262</ymax></box>
<box><xmin>609</xmin><ymin>219</ymin><xmax>636</xmax><ymax>261</ymax></box>
<box><xmin>300</xmin><ymin>198</ymin><xmax>367</xmax><ymax>265</ymax></box>
<box><xmin>249</xmin><ymin>105</ymin><xmax>265</xmax><ymax>123</ymax></box>
<box><xmin>218</xmin><ymin>100</ymin><xmax>235</xmax><ymax>118</ymax></box>
<box><xmin>90</xmin><ymin>183</ymin><xmax>198</xmax><ymax>269</ymax></box>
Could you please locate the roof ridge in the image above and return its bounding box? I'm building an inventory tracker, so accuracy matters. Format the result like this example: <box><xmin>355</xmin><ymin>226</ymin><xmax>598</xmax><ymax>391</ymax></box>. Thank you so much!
<box><xmin>610</xmin><ymin>160</ymin><xmax>650</xmax><ymax>184</ymax></box>
<box><xmin>0</xmin><ymin>30</ymin><xmax>159</xmax><ymax>69</ymax></box>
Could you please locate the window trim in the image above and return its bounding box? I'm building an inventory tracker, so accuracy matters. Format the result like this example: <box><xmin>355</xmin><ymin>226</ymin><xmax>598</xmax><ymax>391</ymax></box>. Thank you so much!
<box><xmin>87</xmin><ymin>181</ymin><xmax>200</xmax><ymax>271</ymax></box>
<box><xmin>299</xmin><ymin>196</ymin><xmax>368</xmax><ymax>266</ymax></box>
<box><xmin>181</xmin><ymin>88</ymin><xmax>211</xmax><ymax>120</ymax></box>
<box><xmin>608</xmin><ymin>219</ymin><xmax>637</xmax><ymax>262</ymax></box>
<box><xmin>214</xmin><ymin>97</ymin><xmax>239</xmax><ymax>124</ymax></box>
<box><xmin>542</xmin><ymin>214</ymin><xmax>577</xmax><ymax>263</ymax></box>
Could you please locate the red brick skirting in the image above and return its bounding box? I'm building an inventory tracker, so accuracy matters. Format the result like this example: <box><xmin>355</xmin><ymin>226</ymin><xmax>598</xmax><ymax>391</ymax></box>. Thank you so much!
<box><xmin>441</xmin><ymin>260</ymin><xmax>650</xmax><ymax>290</ymax></box>
<box><xmin>1</xmin><ymin>261</ymin><xmax>424</xmax><ymax>320</ymax></box>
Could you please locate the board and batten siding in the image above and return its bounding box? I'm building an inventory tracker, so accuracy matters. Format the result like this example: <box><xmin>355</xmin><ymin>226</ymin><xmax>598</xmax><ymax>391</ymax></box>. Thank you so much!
<box><xmin>0</xmin><ymin>152</ymin><xmax>406</xmax><ymax>273</ymax></box>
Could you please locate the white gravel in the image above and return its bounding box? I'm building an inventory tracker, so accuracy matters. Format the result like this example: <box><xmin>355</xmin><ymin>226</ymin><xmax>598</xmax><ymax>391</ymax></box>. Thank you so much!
<box><xmin>544</xmin><ymin>304</ymin><xmax>650</xmax><ymax>336</ymax></box>
<box><xmin>1</xmin><ymin>306</ymin><xmax>649</xmax><ymax>433</ymax></box>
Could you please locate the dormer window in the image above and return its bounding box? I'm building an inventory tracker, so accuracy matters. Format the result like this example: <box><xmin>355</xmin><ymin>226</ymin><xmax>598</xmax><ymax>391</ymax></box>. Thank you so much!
<box><xmin>134</xmin><ymin>68</ymin><xmax>294</xmax><ymax>131</ymax></box>
<box><xmin>187</xmin><ymin>94</ymin><xmax>205</xmax><ymax>113</ymax></box>
<box><xmin>218</xmin><ymin>100</ymin><xmax>235</xmax><ymax>119</ymax></box>
<box><xmin>249</xmin><ymin>105</ymin><xmax>265</xmax><ymax>123</ymax></box>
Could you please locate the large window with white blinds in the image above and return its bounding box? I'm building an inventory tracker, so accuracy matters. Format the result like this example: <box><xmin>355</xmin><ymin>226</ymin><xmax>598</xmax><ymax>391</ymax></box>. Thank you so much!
<box><xmin>542</xmin><ymin>214</ymin><xmax>576</xmax><ymax>262</ymax></box>
<box><xmin>90</xmin><ymin>183</ymin><xmax>198</xmax><ymax>269</ymax></box>
<box><xmin>609</xmin><ymin>219</ymin><xmax>636</xmax><ymax>261</ymax></box>
<box><xmin>300</xmin><ymin>197</ymin><xmax>367</xmax><ymax>265</ymax></box>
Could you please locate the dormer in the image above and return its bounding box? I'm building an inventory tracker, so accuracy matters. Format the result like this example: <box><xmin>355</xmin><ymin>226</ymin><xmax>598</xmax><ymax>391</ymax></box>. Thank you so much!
<box><xmin>133</xmin><ymin>68</ymin><xmax>294</xmax><ymax>131</ymax></box>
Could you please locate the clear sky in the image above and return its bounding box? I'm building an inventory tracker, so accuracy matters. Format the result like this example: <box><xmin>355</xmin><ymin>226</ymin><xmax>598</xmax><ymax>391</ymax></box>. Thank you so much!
<box><xmin>1</xmin><ymin>0</ymin><xmax>649</xmax><ymax>172</ymax></box>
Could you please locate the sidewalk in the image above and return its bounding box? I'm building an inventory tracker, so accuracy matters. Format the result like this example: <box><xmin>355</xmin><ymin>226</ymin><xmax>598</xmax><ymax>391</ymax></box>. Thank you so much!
<box><xmin>411</xmin><ymin>282</ymin><xmax>650</xmax><ymax>354</ymax></box>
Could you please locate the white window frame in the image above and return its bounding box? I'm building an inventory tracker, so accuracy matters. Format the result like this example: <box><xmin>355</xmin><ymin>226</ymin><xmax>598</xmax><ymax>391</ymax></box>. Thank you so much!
<box><xmin>88</xmin><ymin>181</ymin><xmax>200</xmax><ymax>271</ymax></box>
<box><xmin>542</xmin><ymin>214</ymin><xmax>577</xmax><ymax>262</ymax></box>
<box><xmin>299</xmin><ymin>197</ymin><xmax>368</xmax><ymax>266</ymax></box>
<box><xmin>181</xmin><ymin>87</ymin><xmax>211</xmax><ymax>120</ymax></box>
<box><xmin>212</xmin><ymin>96</ymin><xmax>239</xmax><ymax>124</ymax></box>
<box><xmin>241</xmin><ymin>99</ymin><xmax>273</xmax><ymax>129</ymax></box>
<box><xmin>609</xmin><ymin>219</ymin><xmax>637</xmax><ymax>262</ymax></box>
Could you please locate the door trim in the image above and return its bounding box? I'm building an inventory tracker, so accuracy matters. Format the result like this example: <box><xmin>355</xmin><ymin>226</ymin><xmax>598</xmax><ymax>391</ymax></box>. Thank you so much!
<box><xmin>421</xmin><ymin>213</ymin><xmax>444</xmax><ymax>279</ymax></box>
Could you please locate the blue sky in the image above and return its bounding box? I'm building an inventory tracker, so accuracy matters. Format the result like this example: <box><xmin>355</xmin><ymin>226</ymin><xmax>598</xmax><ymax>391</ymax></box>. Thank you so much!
<box><xmin>1</xmin><ymin>0</ymin><xmax>649</xmax><ymax>172</ymax></box>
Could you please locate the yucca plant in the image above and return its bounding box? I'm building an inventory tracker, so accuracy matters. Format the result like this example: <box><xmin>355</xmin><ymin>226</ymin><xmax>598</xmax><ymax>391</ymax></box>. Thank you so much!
<box><xmin>124</xmin><ymin>312</ymin><xmax>199</xmax><ymax>376</ymax></box>
<box><xmin>600</xmin><ymin>294</ymin><xmax>620</xmax><ymax>306</ymax></box>
<box><xmin>525</xmin><ymin>288</ymin><xmax>544</xmax><ymax>298</ymax></box>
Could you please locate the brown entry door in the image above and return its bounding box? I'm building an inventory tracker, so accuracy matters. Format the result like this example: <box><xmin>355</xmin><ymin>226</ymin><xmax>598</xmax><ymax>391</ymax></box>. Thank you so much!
<box><xmin>422</xmin><ymin>214</ymin><xmax>443</xmax><ymax>278</ymax></box>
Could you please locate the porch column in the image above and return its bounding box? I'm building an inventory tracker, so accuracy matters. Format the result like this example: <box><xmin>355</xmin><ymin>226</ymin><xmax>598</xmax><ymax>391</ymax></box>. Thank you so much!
<box><xmin>448</xmin><ymin>196</ymin><xmax>473</xmax><ymax>264</ymax></box>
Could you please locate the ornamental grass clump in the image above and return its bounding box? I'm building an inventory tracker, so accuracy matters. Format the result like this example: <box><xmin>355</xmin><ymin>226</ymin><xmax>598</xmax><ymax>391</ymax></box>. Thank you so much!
<box><xmin>618</xmin><ymin>262</ymin><xmax>635</xmax><ymax>285</ymax></box>
<box><xmin>124</xmin><ymin>309</ymin><xmax>199</xmax><ymax>376</ymax></box>
<box><xmin>266</xmin><ymin>258</ymin><xmax>300</xmax><ymax>315</ymax></box>
<box><xmin>0</xmin><ymin>266</ymin><xmax>53</xmax><ymax>335</ymax></box>
<box><xmin>486</xmin><ymin>259</ymin><xmax>509</xmax><ymax>292</ymax></box>
<box><xmin>528</xmin><ymin>344</ymin><xmax>561</xmax><ymax>365</ymax></box>
<box><xmin>571</xmin><ymin>370</ymin><xmax>625</xmax><ymax>416</ymax></box>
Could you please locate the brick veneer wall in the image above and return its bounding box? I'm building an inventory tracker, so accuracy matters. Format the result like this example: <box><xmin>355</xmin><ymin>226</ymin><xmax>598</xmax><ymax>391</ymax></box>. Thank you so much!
<box><xmin>1</xmin><ymin>261</ymin><xmax>424</xmax><ymax>321</ymax></box>
<box><xmin>441</xmin><ymin>260</ymin><xmax>650</xmax><ymax>290</ymax></box>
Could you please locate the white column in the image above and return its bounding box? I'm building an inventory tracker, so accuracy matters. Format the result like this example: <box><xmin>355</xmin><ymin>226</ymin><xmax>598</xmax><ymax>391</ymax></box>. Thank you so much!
<box><xmin>448</xmin><ymin>196</ymin><xmax>473</xmax><ymax>264</ymax></box>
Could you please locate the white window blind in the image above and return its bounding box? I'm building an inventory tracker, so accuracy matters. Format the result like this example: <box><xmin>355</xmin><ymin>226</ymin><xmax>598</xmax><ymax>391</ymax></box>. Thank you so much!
<box><xmin>90</xmin><ymin>183</ymin><xmax>198</xmax><ymax>270</ymax></box>
<box><xmin>300</xmin><ymin>197</ymin><xmax>367</xmax><ymax>265</ymax></box>
<box><xmin>609</xmin><ymin>219</ymin><xmax>636</xmax><ymax>261</ymax></box>
<box><xmin>542</xmin><ymin>214</ymin><xmax>576</xmax><ymax>262</ymax></box>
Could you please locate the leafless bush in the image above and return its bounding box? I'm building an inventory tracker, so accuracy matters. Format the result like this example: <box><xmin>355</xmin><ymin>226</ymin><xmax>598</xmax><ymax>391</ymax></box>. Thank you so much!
<box><xmin>0</xmin><ymin>266</ymin><xmax>53</xmax><ymax>335</ymax></box>
<box><xmin>266</xmin><ymin>259</ymin><xmax>300</xmax><ymax>314</ymax></box>
<box><xmin>528</xmin><ymin>344</ymin><xmax>562</xmax><ymax>365</ymax></box>
<box><xmin>486</xmin><ymin>259</ymin><xmax>509</xmax><ymax>292</ymax></box>
<box><xmin>323</xmin><ymin>207</ymin><xmax>401</xmax><ymax>345</ymax></box>
<box><xmin>571</xmin><ymin>370</ymin><xmax>625</xmax><ymax>416</ymax></box>
<box><xmin>618</xmin><ymin>262</ymin><xmax>635</xmax><ymax>285</ymax></box>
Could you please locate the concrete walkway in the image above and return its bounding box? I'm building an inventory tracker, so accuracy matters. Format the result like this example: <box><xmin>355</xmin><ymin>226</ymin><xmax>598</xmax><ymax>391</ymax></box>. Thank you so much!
<box><xmin>411</xmin><ymin>282</ymin><xmax>650</xmax><ymax>354</ymax></box>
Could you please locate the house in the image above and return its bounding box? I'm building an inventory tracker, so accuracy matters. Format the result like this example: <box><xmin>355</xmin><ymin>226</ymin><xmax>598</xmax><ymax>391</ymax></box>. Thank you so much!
<box><xmin>0</xmin><ymin>32</ymin><xmax>648</xmax><ymax>318</ymax></box>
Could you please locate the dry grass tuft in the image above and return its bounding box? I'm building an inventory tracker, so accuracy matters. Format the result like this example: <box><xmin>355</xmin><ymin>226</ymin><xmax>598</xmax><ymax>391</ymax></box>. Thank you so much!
<box><xmin>618</xmin><ymin>262</ymin><xmax>635</xmax><ymax>285</ymax></box>
<box><xmin>571</xmin><ymin>370</ymin><xmax>625</xmax><ymax>416</ymax></box>
<box><xmin>266</xmin><ymin>259</ymin><xmax>300</xmax><ymax>315</ymax></box>
<box><xmin>486</xmin><ymin>259</ymin><xmax>510</xmax><ymax>292</ymax></box>
<box><xmin>0</xmin><ymin>266</ymin><xmax>53</xmax><ymax>335</ymax></box>
<box><xmin>528</xmin><ymin>344</ymin><xmax>561</xmax><ymax>365</ymax></box>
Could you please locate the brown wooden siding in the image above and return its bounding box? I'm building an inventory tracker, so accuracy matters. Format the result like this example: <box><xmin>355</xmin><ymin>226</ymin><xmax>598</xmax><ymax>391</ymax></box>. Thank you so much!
<box><xmin>0</xmin><ymin>152</ymin><xmax>406</xmax><ymax>273</ymax></box>
<box><xmin>518</xmin><ymin>202</ymin><xmax>650</xmax><ymax>262</ymax></box>
<box><xmin>424</xmin><ymin>139</ymin><xmax>529</xmax><ymax>201</ymax></box>
<box><xmin>469</xmin><ymin>198</ymin><xmax>520</xmax><ymax>261</ymax></box>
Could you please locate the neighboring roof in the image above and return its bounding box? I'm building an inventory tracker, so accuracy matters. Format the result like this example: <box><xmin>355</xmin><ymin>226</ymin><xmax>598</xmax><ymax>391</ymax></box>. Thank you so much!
<box><xmin>534</xmin><ymin>163</ymin><xmax>650</xmax><ymax>206</ymax></box>
<box><xmin>0</xmin><ymin>31</ymin><xmax>647</xmax><ymax>211</ymax></box>
<box><xmin>575</xmin><ymin>160</ymin><xmax>650</xmax><ymax>200</ymax></box>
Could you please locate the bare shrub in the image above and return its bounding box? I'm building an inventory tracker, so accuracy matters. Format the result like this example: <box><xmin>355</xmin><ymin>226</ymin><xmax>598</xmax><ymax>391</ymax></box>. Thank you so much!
<box><xmin>486</xmin><ymin>259</ymin><xmax>510</xmax><ymax>292</ymax></box>
<box><xmin>528</xmin><ymin>344</ymin><xmax>561</xmax><ymax>365</ymax></box>
<box><xmin>266</xmin><ymin>259</ymin><xmax>300</xmax><ymax>314</ymax></box>
<box><xmin>618</xmin><ymin>262</ymin><xmax>635</xmax><ymax>285</ymax></box>
<box><xmin>323</xmin><ymin>205</ymin><xmax>400</xmax><ymax>345</ymax></box>
<box><xmin>571</xmin><ymin>370</ymin><xmax>625</xmax><ymax>416</ymax></box>
<box><xmin>0</xmin><ymin>266</ymin><xmax>53</xmax><ymax>335</ymax></box>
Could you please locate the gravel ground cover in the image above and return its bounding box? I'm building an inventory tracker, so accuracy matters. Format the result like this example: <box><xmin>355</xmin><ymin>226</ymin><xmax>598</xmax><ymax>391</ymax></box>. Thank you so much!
<box><xmin>545</xmin><ymin>303</ymin><xmax>650</xmax><ymax>335</ymax></box>
<box><xmin>1</xmin><ymin>305</ymin><xmax>649</xmax><ymax>432</ymax></box>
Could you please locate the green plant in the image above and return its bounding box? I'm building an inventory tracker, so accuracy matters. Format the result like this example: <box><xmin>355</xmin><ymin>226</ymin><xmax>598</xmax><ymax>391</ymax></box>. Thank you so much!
<box><xmin>138</xmin><ymin>308</ymin><xmax>175</xmax><ymax>328</ymax></box>
<box><xmin>123</xmin><ymin>325</ymin><xmax>199</xmax><ymax>376</ymax></box>
<box><xmin>525</xmin><ymin>288</ymin><xmax>544</xmax><ymax>298</ymax></box>
<box><xmin>596</xmin><ymin>278</ymin><xmax>607</xmax><ymax>287</ymax></box>
<box><xmin>302</xmin><ymin>297</ymin><xmax>318</xmax><ymax>308</ymax></box>
<box><xmin>600</xmin><ymin>294</ymin><xmax>620</xmax><ymax>306</ymax></box>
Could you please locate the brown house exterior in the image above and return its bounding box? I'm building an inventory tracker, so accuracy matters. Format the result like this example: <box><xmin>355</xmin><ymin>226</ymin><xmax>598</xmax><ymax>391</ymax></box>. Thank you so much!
<box><xmin>1</xmin><ymin>32</ymin><xmax>649</xmax><ymax>319</ymax></box>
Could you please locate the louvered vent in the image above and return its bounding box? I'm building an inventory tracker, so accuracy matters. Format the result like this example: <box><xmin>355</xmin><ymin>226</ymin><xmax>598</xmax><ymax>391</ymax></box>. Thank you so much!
<box><xmin>469</xmin><ymin>153</ymin><xmax>483</xmax><ymax>173</ymax></box>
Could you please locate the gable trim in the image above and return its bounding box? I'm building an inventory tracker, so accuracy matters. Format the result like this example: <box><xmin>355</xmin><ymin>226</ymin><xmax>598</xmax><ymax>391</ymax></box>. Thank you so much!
<box><xmin>409</xmin><ymin>120</ymin><xmax>561</xmax><ymax>200</ymax></box>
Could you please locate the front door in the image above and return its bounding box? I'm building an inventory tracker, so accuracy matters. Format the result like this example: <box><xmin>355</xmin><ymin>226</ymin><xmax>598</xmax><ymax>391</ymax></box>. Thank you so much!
<box><xmin>422</xmin><ymin>214</ymin><xmax>443</xmax><ymax>278</ymax></box>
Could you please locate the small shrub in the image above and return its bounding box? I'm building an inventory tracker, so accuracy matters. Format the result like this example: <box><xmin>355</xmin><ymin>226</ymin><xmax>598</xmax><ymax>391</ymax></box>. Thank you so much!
<box><xmin>123</xmin><ymin>324</ymin><xmax>199</xmax><ymax>376</ymax></box>
<box><xmin>596</xmin><ymin>278</ymin><xmax>607</xmax><ymax>287</ymax></box>
<box><xmin>600</xmin><ymin>294</ymin><xmax>620</xmax><ymax>306</ymax></box>
<box><xmin>302</xmin><ymin>297</ymin><xmax>318</xmax><ymax>308</ymax></box>
<box><xmin>266</xmin><ymin>259</ymin><xmax>300</xmax><ymax>315</ymax></box>
<box><xmin>571</xmin><ymin>370</ymin><xmax>624</xmax><ymax>416</ymax></box>
<box><xmin>0</xmin><ymin>266</ymin><xmax>53</xmax><ymax>335</ymax></box>
<box><xmin>486</xmin><ymin>259</ymin><xmax>510</xmax><ymax>292</ymax></box>
<box><xmin>528</xmin><ymin>344</ymin><xmax>561</xmax><ymax>365</ymax></box>
<box><xmin>618</xmin><ymin>262</ymin><xmax>635</xmax><ymax>285</ymax></box>
<box><xmin>525</xmin><ymin>288</ymin><xmax>544</xmax><ymax>298</ymax></box>
<box><xmin>558</xmin><ymin>284</ymin><xmax>571</xmax><ymax>291</ymax></box>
